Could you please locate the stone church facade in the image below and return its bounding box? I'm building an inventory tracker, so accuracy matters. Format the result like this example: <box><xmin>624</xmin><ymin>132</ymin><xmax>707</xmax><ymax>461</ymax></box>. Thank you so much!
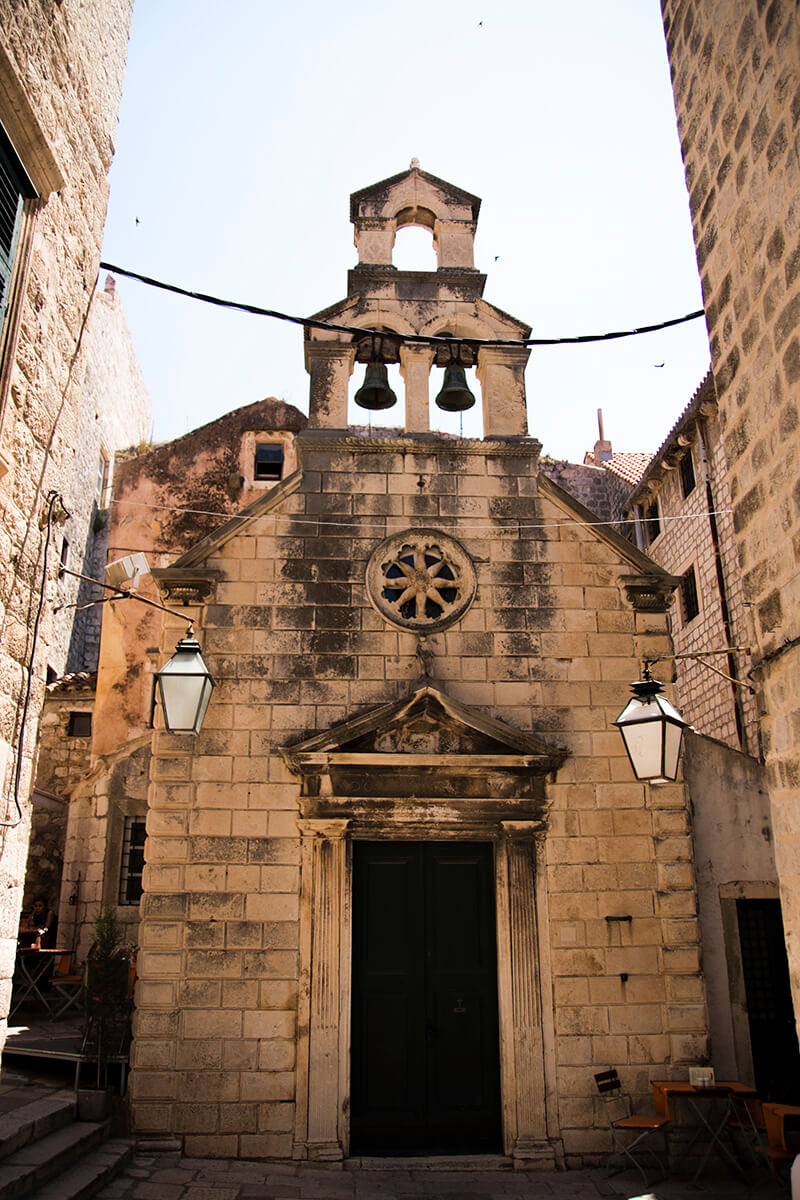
<box><xmin>125</xmin><ymin>167</ymin><xmax>706</xmax><ymax>1164</ymax></box>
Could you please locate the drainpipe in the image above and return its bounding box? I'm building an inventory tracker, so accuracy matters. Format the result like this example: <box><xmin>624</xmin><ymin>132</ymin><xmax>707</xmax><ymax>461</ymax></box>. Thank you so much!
<box><xmin>695</xmin><ymin>417</ymin><xmax>750</xmax><ymax>755</ymax></box>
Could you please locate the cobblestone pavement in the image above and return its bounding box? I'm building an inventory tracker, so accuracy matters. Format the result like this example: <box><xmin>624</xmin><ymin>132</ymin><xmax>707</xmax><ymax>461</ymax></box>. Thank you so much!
<box><xmin>95</xmin><ymin>1152</ymin><xmax>779</xmax><ymax>1200</ymax></box>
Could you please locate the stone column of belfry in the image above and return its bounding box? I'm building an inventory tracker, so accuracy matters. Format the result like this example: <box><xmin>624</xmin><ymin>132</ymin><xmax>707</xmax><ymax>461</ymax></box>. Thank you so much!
<box><xmin>305</xmin><ymin>344</ymin><xmax>356</xmax><ymax>428</ymax></box>
<box><xmin>477</xmin><ymin>346</ymin><xmax>531</xmax><ymax>437</ymax></box>
<box><xmin>296</xmin><ymin>819</ymin><xmax>349</xmax><ymax>1161</ymax></box>
<box><xmin>501</xmin><ymin>821</ymin><xmax>554</xmax><ymax>1167</ymax></box>
<box><xmin>399</xmin><ymin>345</ymin><xmax>436</xmax><ymax>433</ymax></box>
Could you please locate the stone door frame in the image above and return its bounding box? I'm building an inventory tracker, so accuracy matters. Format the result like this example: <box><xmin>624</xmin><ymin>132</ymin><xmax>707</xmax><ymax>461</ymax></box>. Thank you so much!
<box><xmin>292</xmin><ymin>816</ymin><xmax>561</xmax><ymax>1167</ymax></box>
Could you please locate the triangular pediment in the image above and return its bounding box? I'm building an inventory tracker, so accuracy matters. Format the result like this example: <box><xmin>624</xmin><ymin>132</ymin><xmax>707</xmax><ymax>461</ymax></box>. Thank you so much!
<box><xmin>283</xmin><ymin>684</ymin><xmax>566</xmax><ymax>771</ymax></box>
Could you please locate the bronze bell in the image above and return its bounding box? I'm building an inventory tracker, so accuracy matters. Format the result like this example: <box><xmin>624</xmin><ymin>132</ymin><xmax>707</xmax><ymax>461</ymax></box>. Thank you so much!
<box><xmin>434</xmin><ymin>365</ymin><xmax>476</xmax><ymax>412</ymax></box>
<box><xmin>354</xmin><ymin>362</ymin><xmax>397</xmax><ymax>411</ymax></box>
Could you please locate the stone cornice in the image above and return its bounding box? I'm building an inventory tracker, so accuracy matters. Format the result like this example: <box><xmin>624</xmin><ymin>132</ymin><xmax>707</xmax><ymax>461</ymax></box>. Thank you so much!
<box><xmin>0</xmin><ymin>37</ymin><xmax>65</xmax><ymax>194</ymax></box>
<box><xmin>295</xmin><ymin>430</ymin><xmax>543</xmax><ymax>457</ymax></box>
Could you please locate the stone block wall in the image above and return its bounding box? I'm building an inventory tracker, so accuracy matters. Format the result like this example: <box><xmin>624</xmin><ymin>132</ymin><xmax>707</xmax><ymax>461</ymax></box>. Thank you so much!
<box><xmin>61</xmin><ymin>277</ymin><xmax>151</xmax><ymax>674</ymax></box>
<box><xmin>0</xmin><ymin>0</ymin><xmax>134</xmax><ymax>1052</ymax></box>
<box><xmin>631</xmin><ymin>408</ymin><xmax>759</xmax><ymax>755</ymax></box>
<box><xmin>55</xmin><ymin>402</ymin><xmax>307</xmax><ymax>961</ymax></box>
<box><xmin>130</xmin><ymin>433</ymin><xmax>707</xmax><ymax>1161</ymax></box>
<box><xmin>661</xmin><ymin>0</ymin><xmax>800</xmax><ymax>1009</ymax></box>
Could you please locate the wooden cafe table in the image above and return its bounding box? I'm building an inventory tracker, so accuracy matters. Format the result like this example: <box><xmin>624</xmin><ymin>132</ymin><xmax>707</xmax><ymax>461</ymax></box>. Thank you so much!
<box><xmin>652</xmin><ymin>1079</ymin><xmax>760</xmax><ymax>1185</ymax></box>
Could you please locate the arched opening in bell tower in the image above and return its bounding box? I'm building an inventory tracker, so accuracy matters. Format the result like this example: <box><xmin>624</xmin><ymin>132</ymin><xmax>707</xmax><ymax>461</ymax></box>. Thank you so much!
<box><xmin>392</xmin><ymin>205</ymin><xmax>438</xmax><ymax>271</ymax></box>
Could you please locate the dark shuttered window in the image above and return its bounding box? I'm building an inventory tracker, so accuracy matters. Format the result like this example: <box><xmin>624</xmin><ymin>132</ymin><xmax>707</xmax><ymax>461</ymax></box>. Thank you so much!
<box><xmin>0</xmin><ymin>123</ymin><xmax>36</xmax><ymax>333</ymax></box>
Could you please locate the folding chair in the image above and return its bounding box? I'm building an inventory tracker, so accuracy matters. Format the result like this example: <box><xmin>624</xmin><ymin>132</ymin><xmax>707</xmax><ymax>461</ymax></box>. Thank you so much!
<box><xmin>49</xmin><ymin>951</ymin><xmax>84</xmax><ymax>1019</ymax></box>
<box><xmin>594</xmin><ymin>1068</ymin><xmax>669</xmax><ymax>1184</ymax></box>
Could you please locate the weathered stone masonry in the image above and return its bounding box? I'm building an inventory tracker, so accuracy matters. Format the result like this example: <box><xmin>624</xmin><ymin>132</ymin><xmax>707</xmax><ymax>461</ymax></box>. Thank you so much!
<box><xmin>0</xmin><ymin>0</ymin><xmax>134</xmax><ymax>1054</ymax></box>
<box><xmin>131</xmin><ymin>427</ymin><xmax>706</xmax><ymax>1163</ymax></box>
<box><xmin>661</xmin><ymin>0</ymin><xmax>800</xmax><ymax>1016</ymax></box>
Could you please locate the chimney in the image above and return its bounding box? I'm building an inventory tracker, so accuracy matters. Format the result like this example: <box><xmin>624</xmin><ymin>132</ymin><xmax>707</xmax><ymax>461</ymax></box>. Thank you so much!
<box><xmin>593</xmin><ymin>407</ymin><xmax>612</xmax><ymax>463</ymax></box>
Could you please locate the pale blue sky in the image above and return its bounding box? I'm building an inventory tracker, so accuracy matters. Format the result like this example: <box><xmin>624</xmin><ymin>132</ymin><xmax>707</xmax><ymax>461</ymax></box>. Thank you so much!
<box><xmin>102</xmin><ymin>0</ymin><xmax>710</xmax><ymax>461</ymax></box>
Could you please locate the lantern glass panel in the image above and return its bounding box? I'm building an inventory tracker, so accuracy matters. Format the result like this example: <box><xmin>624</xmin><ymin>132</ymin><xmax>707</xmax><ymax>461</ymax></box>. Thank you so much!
<box><xmin>156</xmin><ymin>639</ymin><xmax>215</xmax><ymax>734</ymax></box>
<box><xmin>619</xmin><ymin>713</ymin><xmax>664</xmax><ymax>780</ymax></box>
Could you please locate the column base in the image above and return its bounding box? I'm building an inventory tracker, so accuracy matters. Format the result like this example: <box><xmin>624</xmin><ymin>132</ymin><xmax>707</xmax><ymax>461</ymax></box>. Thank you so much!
<box><xmin>511</xmin><ymin>1139</ymin><xmax>558</xmax><ymax>1170</ymax></box>
<box><xmin>306</xmin><ymin>1140</ymin><xmax>344</xmax><ymax>1163</ymax></box>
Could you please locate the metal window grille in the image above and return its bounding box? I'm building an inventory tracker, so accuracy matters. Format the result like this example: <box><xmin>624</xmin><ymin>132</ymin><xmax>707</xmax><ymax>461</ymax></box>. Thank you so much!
<box><xmin>681</xmin><ymin>565</ymin><xmax>699</xmax><ymax>623</ymax></box>
<box><xmin>679</xmin><ymin>451</ymin><xmax>696</xmax><ymax>499</ymax></box>
<box><xmin>119</xmin><ymin>816</ymin><xmax>146</xmax><ymax>905</ymax></box>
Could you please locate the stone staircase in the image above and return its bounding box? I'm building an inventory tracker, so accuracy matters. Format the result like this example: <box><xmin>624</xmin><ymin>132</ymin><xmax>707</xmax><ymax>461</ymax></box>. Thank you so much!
<box><xmin>0</xmin><ymin>1086</ymin><xmax>133</xmax><ymax>1200</ymax></box>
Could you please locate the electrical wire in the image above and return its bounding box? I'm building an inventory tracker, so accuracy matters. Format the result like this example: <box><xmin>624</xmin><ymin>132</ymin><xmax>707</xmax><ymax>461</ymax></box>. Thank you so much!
<box><xmin>109</xmin><ymin>494</ymin><xmax>732</xmax><ymax>538</ymax></box>
<box><xmin>1</xmin><ymin>491</ymin><xmax>61</xmax><ymax>828</ymax></box>
<box><xmin>99</xmin><ymin>260</ymin><xmax>705</xmax><ymax>349</ymax></box>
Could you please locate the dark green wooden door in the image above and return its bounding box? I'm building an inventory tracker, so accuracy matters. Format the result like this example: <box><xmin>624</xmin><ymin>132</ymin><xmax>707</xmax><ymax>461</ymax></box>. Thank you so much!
<box><xmin>350</xmin><ymin>841</ymin><xmax>501</xmax><ymax>1155</ymax></box>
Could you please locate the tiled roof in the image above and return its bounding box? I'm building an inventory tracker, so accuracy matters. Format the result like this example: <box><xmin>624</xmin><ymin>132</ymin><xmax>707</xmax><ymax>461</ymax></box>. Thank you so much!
<box><xmin>45</xmin><ymin>671</ymin><xmax>97</xmax><ymax>695</ymax></box>
<box><xmin>626</xmin><ymin>371</ymin><xmax>716</xmax><ymax>503</ymax></box>
<box><xmin>582</xmin><ymin>450</ymin><xmax>653</xmax><ymax>486</ymax></box>
<box><xmin>599</xmin><ymin>451</ymin><xmax>654</xmax><ymax>486</ymax></box>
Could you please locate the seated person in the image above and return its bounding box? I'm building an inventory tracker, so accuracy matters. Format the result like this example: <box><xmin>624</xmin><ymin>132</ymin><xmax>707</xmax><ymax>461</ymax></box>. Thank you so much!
<box><xmin>18</xmin><ymin>896</ymin><xmax>57</xmax><ymax>948</ymax></box>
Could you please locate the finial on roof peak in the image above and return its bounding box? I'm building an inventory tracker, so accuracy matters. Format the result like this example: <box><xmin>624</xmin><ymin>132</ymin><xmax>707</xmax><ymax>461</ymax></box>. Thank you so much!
<box><xmin>409</xmin><ymin>157</ymin><xmax>420</xmax><ymax>169</ymax></box>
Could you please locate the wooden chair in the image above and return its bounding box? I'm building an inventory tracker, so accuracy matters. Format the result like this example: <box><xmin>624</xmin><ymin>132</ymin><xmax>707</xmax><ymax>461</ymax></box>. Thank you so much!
<box><xmin>49</xmin><ymin>951</ymin><xmax>83</xmax><ymax>1019</ymax></box>
<box><xmin>594</xmin><ymin>1068</ymin><xmax>670</xmax><ymax>1183</ymax></box>
<box><xmin>756</xmin><ymin>1104</ymin><xmax>800</xmax><ymax>1187</ymax></box>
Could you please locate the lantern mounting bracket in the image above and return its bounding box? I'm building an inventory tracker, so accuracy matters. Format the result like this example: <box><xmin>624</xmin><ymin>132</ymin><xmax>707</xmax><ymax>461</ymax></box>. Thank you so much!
<box><xmin>643</xmin><ymin>647</ymin><xmax>754</xmax><ymax>694</ymax></box>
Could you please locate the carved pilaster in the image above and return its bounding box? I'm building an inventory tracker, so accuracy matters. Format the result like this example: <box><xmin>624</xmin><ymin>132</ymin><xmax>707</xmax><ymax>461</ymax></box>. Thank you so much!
<box><xmin>502</xmin><ymin>820</ymin><xmax>556</xmax><ymax>1169</ymax></box>
<box><xmin>296</xmin><ymin>819</ymin><xmax>349</xmax><ymax>1162</ymax></box>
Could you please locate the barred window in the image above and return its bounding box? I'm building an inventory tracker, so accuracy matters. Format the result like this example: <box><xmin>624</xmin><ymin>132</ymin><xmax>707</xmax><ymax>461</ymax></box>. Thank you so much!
<box><xmin>119</xmin><ymin>816</ymin><xmax>146</xmax><ymax>905</ymax></box>
<box><xmin>681</xmin><ymin>565</ymin><xmax>700</xmax><ymax>624</ymax></box>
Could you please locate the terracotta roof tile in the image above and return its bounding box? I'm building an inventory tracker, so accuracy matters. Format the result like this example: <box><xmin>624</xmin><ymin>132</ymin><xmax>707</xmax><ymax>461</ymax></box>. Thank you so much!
<box><xmin>599</xmin><ymin>451</ymin><xmax>654</xmax><ymax>486</ymax></box>
<box><xmin>46</xmin><ymin>671</ymin><xmax>97</xmax><ymax>695</ymax></box>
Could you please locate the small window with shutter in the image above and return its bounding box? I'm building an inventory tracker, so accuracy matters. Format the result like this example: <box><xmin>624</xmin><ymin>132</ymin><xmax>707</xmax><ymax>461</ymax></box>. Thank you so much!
<box><xmin>254</xmin><ymin>443</ymin><xmax>284</xmax><ymax>481</ymax></box>
<box><xmin>0</xmin><ymin>123</ymin><xmax>36</xmax><ymax>336</ymax></box>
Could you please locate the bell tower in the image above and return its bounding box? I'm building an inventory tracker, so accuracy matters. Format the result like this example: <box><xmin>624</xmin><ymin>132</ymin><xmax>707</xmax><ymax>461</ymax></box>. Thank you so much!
<box><xmin>304</xmin><ymin>162</ymin><xmax>532</xmax><ymax>437</ymax></box>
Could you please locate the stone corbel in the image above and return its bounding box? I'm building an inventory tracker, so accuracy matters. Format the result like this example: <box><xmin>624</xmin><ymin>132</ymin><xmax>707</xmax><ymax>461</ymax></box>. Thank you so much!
<box><xmin>150</xmin><ymin>568</ymin><xmax>221</xmax><ymax>606</ymax></box>
<box><xmin>621</xmin><ymin>574</ymin><xmax>679</xmax><ymax>613</ymax></box>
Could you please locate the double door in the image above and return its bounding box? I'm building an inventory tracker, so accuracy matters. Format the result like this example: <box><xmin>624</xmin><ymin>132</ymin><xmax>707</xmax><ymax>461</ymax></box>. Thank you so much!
<box><xmin>350</xmin><ymin>841</ymin><xmax>501</xmax><ymax>1155</ymax></box>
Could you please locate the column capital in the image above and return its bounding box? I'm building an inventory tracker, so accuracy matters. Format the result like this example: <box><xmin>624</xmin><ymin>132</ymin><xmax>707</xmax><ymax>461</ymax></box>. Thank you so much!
<box><xmin>298</xmin><ymin>818</ymin><xmax>350</xmax><ymax>839</ymax></box>
<box><xmin>399</xmin><ymin>343</ymin><xmax>436</xmax><ymax>369</ymax></box>
<box><xmin>501</xmin><ymin>819</ymin><xmax>545</xmax><ymax>840</ymax></box>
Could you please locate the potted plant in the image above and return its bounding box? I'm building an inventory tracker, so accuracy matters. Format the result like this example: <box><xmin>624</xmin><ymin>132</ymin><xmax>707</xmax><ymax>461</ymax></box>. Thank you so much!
<box><xmin>77</xmin><ymin>904</ymin><xmax>133</xmax><ymax>1120</ymax></box>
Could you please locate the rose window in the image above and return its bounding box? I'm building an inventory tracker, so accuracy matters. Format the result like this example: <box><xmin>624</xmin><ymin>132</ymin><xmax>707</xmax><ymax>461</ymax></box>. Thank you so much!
<box><xmin>365</xmin><ymin>530</ymin><xmax>476</xmax><ymax>632</ymax></box>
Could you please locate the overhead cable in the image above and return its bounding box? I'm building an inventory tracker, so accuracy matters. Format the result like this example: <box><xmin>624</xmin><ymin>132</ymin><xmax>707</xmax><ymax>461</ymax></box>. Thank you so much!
<box><xmin>99</xmin><ymin>261</ymin><xmax>705</xmax><ymax>349</ymax></box>
<box><xmin>110</xmin><ymin>495</ymin><xmax>731</xmax><ymax>537</ymax></box>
